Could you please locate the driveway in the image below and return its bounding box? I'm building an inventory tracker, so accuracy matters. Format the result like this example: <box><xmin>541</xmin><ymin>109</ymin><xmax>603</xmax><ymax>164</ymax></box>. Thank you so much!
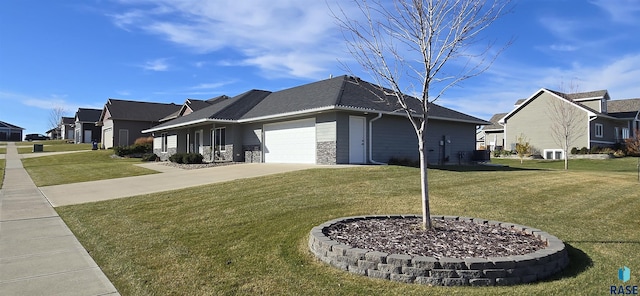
<box><xmin>39</xmin><ymin>163</ymin><xmax>351</xmax><ymax>207</ymax></box>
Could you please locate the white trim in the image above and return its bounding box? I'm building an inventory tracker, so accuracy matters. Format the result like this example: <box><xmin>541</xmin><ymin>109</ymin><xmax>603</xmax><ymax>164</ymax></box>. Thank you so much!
<box><xmin>500</xmin><ymin>89</ymin><xmax>597</xmax><ymax>125</ymax></box>
<box><xmin>543</xmin><ymin>149</ymin><xmax>564</xmax><ymax>160</ymax></box>
<box><xmin>595</xmin><ymin>123</ymin><xmax>604</xmax><ymax>138</ymax></box>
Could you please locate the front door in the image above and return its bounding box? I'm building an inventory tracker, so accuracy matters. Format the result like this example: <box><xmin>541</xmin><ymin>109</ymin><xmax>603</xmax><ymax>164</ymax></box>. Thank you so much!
<box><xmin>349</xmin><ymin>116</ymin><xmax>366</xmax><ymax>164</ymax></box>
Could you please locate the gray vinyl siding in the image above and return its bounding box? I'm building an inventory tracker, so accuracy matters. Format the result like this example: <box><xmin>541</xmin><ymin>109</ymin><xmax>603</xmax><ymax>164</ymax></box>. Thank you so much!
<box><xmin>424</xmin><ymin>119</ymin><xmax>477</xmax><ymax>164</ymax></box>
<box><xmin>242</xmin><ymin>123</ymin><xmax>263</xmax><ymax>146</ymax></box>
<box><xmin>505</xmin><ymin>92</ymin><xmax>590</xmax><ymax>154</ymax></box>
<box><xmin>371</xmin><ymin>115</ymin><xmax>417</xmax><ymax>162</ymax></box>
<box><xmin>316</xmin><ymin>113</ymin><xmax>337</xmax><ymax>142</ymax></box>
<box><xmin>590</xmin><ymin>117</ymin><xmax>628</xmax><ymax>147</ymax></box>
<box><xmin>335</xmin><ymin>113</ymin><xmax>350</xmax><ymax>164</ymax></box>
<box><xmin>114</xmin><ymin>120</ymin><xmax>161</xmax><ymax>147</ymax></box>
<box><xmin>579</xmin><ymin>99</ymin><xmax>603</xmax><ymax>112</ymax></box>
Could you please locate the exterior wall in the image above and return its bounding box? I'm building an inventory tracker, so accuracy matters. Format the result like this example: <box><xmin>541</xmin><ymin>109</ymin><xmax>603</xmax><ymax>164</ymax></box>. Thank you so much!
<box><xmin>113</xmin><ymin>120</ymin><xmax>160</xmax><ymax>147</ymax></box>
<box><xmin>316</xmin><ymin>113</ymin><xmax>337</xmax><ymax>165</ymax></box>
<box><xmin>483</xmin><ymin>131</ymin><xmax>505</xmax><ymax>151</ymax></box>
<box><xmin>101</xmin><ymin>116</ymin><xmax>115</xmax><ymax>148</ymax></box>
<box><xmin>590</xmin><ymin>117</ymin><xmax>628</xmax><ymax>147</ymax></box>
<box><xmin>241</xmin><ymin>123</ymin><xmax>262</xmax><ymax>163</ymax></box>
<box><xmin>424</xmin><ymin>119</ymin><xmax>478</xmax><ymax>165</ymax></box>
<box><xmin>335</xmin><ymin>113</ymin><xmax>350</xmax><ymax>164</ymax></box>
<box><xmin>0</xmin><ymin>128</ymin><xmax>23</xmax><ymax>141</ymax></box>
<box><xmin>578</xmin><ymin>99</ymin><xmax>603</xmax><ymax>112</ymax></box>
<box><xmin>371</xmin><ymin>115</ymin><xmax>418</xmax><ymax>163</ymax></box>
<box><xmin>505</xmin><ymin>92</ymin><xmax>589</xmax><ymax>155</ymax></box>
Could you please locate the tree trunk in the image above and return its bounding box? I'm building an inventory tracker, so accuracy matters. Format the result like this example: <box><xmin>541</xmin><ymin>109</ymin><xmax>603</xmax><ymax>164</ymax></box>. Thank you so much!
<box><xmin>418</xmin><ymin>130</ymin><xmax>432</xmax><ymax>229</ymax></box>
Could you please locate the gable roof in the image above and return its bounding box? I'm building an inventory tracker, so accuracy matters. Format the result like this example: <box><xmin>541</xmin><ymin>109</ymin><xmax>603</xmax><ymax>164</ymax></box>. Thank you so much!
<box><xmin>607</xmin><ymin>98</ymin><xmax>640</xmax><ymax>119</ymax></box>
<box><xmin>482</xmin><ymin>113</ymin><xmax>508</xmax><ymax>131</ymax></box>
<box><xmin>145</xmin><ymin>75</ymin><xmax>489</xmax><ymax>133</ymax></box>
<box><xmin>61</xmin><ymin>117</ymin><xmax>75</xmax><ymax>125</ymax></box>
<box><xmin>0</xmin><ymin>120</ymin><xmax>24</xmax><ymax>130</ymax></box>
<box><xmin>75</xmin><ymin>108</ymin><xmax>102</xmax><ymax>122</ymax></box>
<box><xmin>501</xmin><ymin>88</ymin><xmax>602</xmax><ymax>123</ymax></box>
<box><xmin>100</xmin><ymin>99</ymin><xmax>180</xmax><ymax>123</ymax></box>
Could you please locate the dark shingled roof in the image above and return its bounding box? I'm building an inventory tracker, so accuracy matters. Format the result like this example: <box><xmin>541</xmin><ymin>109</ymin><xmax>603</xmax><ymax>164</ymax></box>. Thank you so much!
<box><xmin>483</xmin><ymin>113</ymin><xmax>507</xmax><ymax>131</ymax></box>
<box><xmin>147</xmin><ymin>75</ymin><xmax>489</xmax><ymax>131</ymax></box>
<box><xmin>75</xmin><ymin>108</ymin><xmax>102</xmax><ymax>122</ymax></box>
<box><xmin>104</xmin><ymin>99</ymin><xmax>181</xmax><ymax>122</ymax></box>
<box><xmin>0</xmin><ymin>121</ymin><xmax>24</xmax><ymax>130</ymax></box>
<box><xmin>61</xmin><ymin>117</ymin><xmax>75</xmax><ymax>125</ymax></box>
<box><xmin>607</xmin><ymin>98</ymin><xmax>640</xmax><ymax>119</ymax></box>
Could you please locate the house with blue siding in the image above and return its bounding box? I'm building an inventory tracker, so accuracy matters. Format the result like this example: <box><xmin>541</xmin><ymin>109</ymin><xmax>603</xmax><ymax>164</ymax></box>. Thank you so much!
<box><xmin>143</xmin><ymin>75</ymin><xmax>489</xmax><ymax>165</ymax></box>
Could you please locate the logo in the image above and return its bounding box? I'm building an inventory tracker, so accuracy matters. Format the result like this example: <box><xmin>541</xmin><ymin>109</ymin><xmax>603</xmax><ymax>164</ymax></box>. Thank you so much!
<box><xmin>620</xmin><ymin>267</ymin><xmax>631</xmax><ymax>283</ymax></box>
<box><xmin>611</xmin><ymin>266</ymin><xmax>638</xmax><ymax>295</ymax></box>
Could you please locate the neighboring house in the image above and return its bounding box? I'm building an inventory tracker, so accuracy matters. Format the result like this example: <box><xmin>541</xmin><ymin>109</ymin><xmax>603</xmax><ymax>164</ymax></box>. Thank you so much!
<box><xmin>98</xmin><ymin>99</ymin><xmax>181</xmax><ymax>149</ymax></box>
<box><xmin>144</xmin><ymin>75</ymin><xmax>489</xmax><ymax>165</ymax></box>
<box><xmin>159</xmin><ymin>97</ymin><xmax>225</xmax><ymax>123</ymax></box>
<box><xmin>74</xmin><ymin>108</ymin><xmax>102</xmax><ymax>144</ymax></box>
<box><xmin>0</xmin><ymin>120</ymin><xmax>24</xmax><ymax>141</ymax></box>
<box><xmin>476</xmin><ymin>112</ymin><xmax>507</xmax><ymax>151</ymax></box>
<box><xmin>60</xmin><ymin>117</ymin><xmax>75</xmax><ymax>141</ymax></box>
<box><xmin>498</xmin><ymin>88</ymin><xmax>640</xmax><ymax>159</ymax></box>
<box><xmin>46</xmin><ymin>127</ymin><xmax>60</xmax><ymax>140</ymax></box>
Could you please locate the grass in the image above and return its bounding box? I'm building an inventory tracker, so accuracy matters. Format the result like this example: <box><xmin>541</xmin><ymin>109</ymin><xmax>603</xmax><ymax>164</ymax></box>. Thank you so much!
<box><xmin>56</xmin><ymin>159</ymin><xmax>640</xmax><ymax>295</ymax></box>
<box><xmin>17</xmin><ymin>140</ymin><xmax>93</xmax><ymax>154</ymax></box>
<box><xmin>22</xmin><ymin>149</ymin><xmax>158</xmax><ymax>186</ymax></box>
<box><xmin>491</xmin><ymin>157</ymin><xmax>640</xmax><ymax>173</ymax></box>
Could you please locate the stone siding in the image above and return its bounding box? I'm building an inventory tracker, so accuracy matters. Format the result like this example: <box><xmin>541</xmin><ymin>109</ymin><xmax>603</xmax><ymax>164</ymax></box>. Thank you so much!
<box><xmin>213</xmin><ymin>145</ymin><xmax>234</xmax><ymax>162</ymax></box>
<box><xmin>243</xmin><ymin>145</ymin><xmax>262</xmax><ymax>163</ymax></box>
<box><xmin>154</xmin><ymin>148</ymin><xmax>177</xmax><ymax>162</ymax></box>
<box><xmin>309</xmin><ymin>215</ymin><xmax>569</xmax><ymax>286</ymax></box>
<box><xmin>317</xmin><ymin>141</ymin><xmax>337</xmax><ymax>165</ymax></box>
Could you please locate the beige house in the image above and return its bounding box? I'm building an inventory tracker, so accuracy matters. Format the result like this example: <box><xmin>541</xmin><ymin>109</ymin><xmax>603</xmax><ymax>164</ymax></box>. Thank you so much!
<box><xmin>496</xmin><ymin>89</ymin><xmax>640</xmax><ymax>159</ymax></box>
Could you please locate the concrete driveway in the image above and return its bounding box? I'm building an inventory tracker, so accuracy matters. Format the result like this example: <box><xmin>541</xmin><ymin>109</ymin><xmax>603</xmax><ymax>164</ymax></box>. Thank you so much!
<box><xmin>39</xmin><ymin>163</ymin><xmax>347</xmax><ymax>207</ymax></box>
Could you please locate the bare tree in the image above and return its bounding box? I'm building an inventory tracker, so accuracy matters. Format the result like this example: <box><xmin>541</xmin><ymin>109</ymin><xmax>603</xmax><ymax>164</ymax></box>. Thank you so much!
<box><xmin>48</xmin><ymin>106</ymin><xmax>67</xmax><ymax>140</ymax></box>
<box><xmin>514</xmin><ymin>133</ymin><xmax>531</xmax><ymax>164</ymax></box>
<box><xmin>548</xmin><ymin>81</ymin><xmax>583</xmax><ymax>170</ymax></box>
<box><xmin>333</xmin><ymin>0</ymin><xmax>512</xmax><ymax>229</ymax></box>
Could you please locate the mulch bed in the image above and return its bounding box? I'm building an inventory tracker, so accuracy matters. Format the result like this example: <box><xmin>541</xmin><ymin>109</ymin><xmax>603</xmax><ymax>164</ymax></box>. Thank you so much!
<box><xmin>160</xmin><ymin>161</ymin><xmax>240</xmax><ymax>170</ymax></box>
<box><xmin>324</xmin><ymin>217</ymin><xmax>546</xmax><ymax>259</ymax></box>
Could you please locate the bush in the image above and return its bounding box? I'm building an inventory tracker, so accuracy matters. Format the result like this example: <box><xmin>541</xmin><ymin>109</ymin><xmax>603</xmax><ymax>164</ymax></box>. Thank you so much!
<box><xmin>590</xmin><ymin>145</ymin><xmax>600</xmax><ymax>154</ymax></box>
<box><xmin>388</xmin><ymin>157</ymin><xmax>419</xmax><ymax>167</ymax></box>
<box><xmin>169</xmin><ymin>153</ymin><xmax>204</xmax><ymax>164</ymax></box>
<box><xmin>579</xmin><ymin>147</ymin><xmax>589</xmax><ymax>154</ymax></box>
<box><xmin>614</xmin><ymin>150</ymin><xmax>626</xmax><ymax>158</ymax></box>
<box><xmin>134</xmin><ymin>136</ymin><xmax>154</xmax><ymax>146</ymax></box>
<box><xmin>570</xmin><ymin>147</ymin><xmax>578</xmax><ymax>155</ymax></box>
<box><xmin>493</xmin><ymin>149</ymin><xmax>502</xmax><ymax>157</ymax></box>
<box><xmin>113</xmin><ymin>142</ymin><xmax>153</xmax><ymax>157</ymax></box>
<box><xmin>502</xmin><ymin>150</ymin><xmax>513</xmax><ymax>156</ymax></box>
<box><xmin>142</xmin><ymin>153</ymin><xmax>158</xmax><ymax>162</ymax></box>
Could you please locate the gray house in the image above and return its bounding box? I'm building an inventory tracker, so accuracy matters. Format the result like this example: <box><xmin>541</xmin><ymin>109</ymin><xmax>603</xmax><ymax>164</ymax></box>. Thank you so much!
<box><xmin>499</xmin><ymin>88</ymin><xmax>640</xmax><ymax>159</ymax></box>
<box><xmin>74</xmin><ymin>108</ymin><xmax>102</xmax><ymax>144</ymax></box>
<box><xmin>0</xmin><ymin>121</ymin><xmax>24</xmax><ymax>141</ymax></box>
<box><xmin>98</xmin><ymin>99</ymin><xmax>181</xmax><ymax>149</ymax></box>
<box><xmin>144</xmin><ymin>75</ymin><xmax>489</xmax><ymax>165</ymax></box>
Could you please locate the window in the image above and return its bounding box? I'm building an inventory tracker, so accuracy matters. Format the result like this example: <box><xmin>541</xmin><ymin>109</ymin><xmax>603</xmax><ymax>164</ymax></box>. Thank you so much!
<box><xmin>622</xmin><ymin>128</ymin><xmax>630</xmax><ymax>139</ymax></box>
<box><xmin>544</xmin><ymin>149</ymin><xmax>564</xmax><ymax>160</ymax></box>
<box><xmin>161</xmin><ymin>133</ymin><xmax>168</xmax><ymax>153</ymax></box>
<box><xmin>595</xmin><ymin>123</ymin><xmax>603</xmax><ymax>138</ymax></box>
<box><xmin>214</xmin><ymin>127</ymin><xmax>226</xmax><ymax>151</ymax></box>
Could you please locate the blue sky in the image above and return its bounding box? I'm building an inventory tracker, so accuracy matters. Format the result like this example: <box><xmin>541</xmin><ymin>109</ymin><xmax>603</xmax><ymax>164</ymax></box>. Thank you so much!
<box><xmin>1</xmin><ymin>0</ymin><xmax>640</xmax><ymax>135</ymax></box>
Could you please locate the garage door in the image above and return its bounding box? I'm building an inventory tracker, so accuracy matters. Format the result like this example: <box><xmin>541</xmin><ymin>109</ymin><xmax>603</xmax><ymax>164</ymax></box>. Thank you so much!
<box><xmin>264</xmin><ymin>118</ymin><xmax>316</xmax><ymax>163</ymax></box>
<box><xmin>103</xmin><ymin>128</ymin><xmax>113</xmax><ymax>149</ymax></box>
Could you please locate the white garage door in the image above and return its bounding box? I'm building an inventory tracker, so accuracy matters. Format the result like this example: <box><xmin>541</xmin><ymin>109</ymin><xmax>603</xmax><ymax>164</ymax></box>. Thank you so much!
<box><xmin>103</xmin><ymin>128</ymin><xmax>113</xmax><ymax>149</ymax></box>
<box><xmin>264</xmin><ymin>118</ymin><xmax>316</xmax><ymax>163</ymax></box>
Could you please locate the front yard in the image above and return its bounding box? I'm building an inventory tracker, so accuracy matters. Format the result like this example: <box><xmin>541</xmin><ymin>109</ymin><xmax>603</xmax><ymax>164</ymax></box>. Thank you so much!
<box><xmin>22</xmin><ymin>149</ymin><xmax>158</xmax><ymax>186</ymax></box>
<box><xmin>56</xmin><ymin>159</ymin><xmax>640</xmax><ymax>295</ymax></box>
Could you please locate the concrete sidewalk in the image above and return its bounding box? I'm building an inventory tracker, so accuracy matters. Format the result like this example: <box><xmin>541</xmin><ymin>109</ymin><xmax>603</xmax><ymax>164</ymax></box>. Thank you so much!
<box><xmin>40</xmin><ymin>162</ymin><xmax>333</xmax><ymax>207</ymax></box>
<box><xmin>0</xmin><ymin>142</ymin><xmax>119</xmax><ymax>296</ymax></box>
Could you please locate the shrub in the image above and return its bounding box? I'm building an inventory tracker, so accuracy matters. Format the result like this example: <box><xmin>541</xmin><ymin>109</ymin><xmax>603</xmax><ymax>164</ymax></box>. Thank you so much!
<box><xmin>113</xmin><ymin>142</ymin><xmax>153</xmax><ymax>157</ymax></box>
<box><xmin>570</xmin><ymin>147</ymin><xmax>578</xmax><ymax>155</ymax></box>
<box><xmin>502</xmin><ymin>149</ymin><xmax>512</xmax><ymax>156</ymax></box>
<box><xmin>579</xmin><ymin>147</ymin><xmax>589</xmax><ymax>154</ymax></box>
<box><xmin>134</xmin><ymin>136</ymin><xmax>154</xmax><ymax>145</ymax></box>
<box><xmin>590</xmin><ymin>145</ymin><xmax>600</xmax><ymax>154</ymax></box>
<box><xmin>625</xmin><ymin>129</ymin><xmax>640</xmax><ymax>156</ymax></box>
<box><xmin>493</xmin><ymin>149</ymin><xmax>502</xmax><ymax>157</ymax></box>
<box><xmin>613</xmin><ymin>150</ymin><xmax>626</xmax><ymax>158</ymax></box>
<box><xmin>169</xmin><ymin>153</ymin><xmax>204</xmax><ymax>164</ymax></box>
<box><xmin>388</xmin><ymin>157</ymin><xmax>419</xmax><ymax>167</ymax></box>
<box><xmin>142</xmin><ymin>153</ymin><xmax>158</xmax><ymax>162</ymax></box>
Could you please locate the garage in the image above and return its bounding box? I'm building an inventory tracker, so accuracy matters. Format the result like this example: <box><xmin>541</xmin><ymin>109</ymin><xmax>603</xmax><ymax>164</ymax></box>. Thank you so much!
<box><xmin>263</xmin><ymin>118</ymin><xmax>316</xmax><ymax>163</ymax></box>
<box><xmin>102</xmin><ymin>127</ymin><xmax>113</xmax><ymax>149</ymax></box>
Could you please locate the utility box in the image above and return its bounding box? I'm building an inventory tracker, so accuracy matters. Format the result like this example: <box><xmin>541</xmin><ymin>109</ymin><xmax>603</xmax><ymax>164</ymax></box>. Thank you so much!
<box><xmin>33</xmin><ymin>144</ymin><xmax>43</xmax><ymax>152</ymax></box>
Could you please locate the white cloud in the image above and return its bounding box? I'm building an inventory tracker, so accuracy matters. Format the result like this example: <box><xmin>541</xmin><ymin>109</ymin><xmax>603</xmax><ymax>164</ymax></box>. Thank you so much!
<box><xmin>189</xmin><ymin>81</ymin><xmax>234</xmax><ymax>90</ymax></box>
<box><xmin>590</xmin><ymin>0</ymin><xmax>640</xmax><ymax>24</ymax></box>
<box><xmin>141</xmin><ymin>58</ymin><xmax>170</xmax><ymax>71</ymax></box>
<box><xmin>108</xmin><ymin>0</ymin><xmax>353</xmax><ymax>79</ymax></box>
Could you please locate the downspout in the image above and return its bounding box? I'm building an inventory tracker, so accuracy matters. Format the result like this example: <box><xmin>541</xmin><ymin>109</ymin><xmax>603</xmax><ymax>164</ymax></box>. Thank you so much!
<box><xmin>369</xmin><ymin>113</ymin><xmax>386</xmax><ymax>165</ymax></box>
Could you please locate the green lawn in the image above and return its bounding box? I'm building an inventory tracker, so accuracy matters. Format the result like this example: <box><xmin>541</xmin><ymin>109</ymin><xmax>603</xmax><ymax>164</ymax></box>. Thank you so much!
<box><xmin>491</xmin><ymin>157</ymin><xmax>640</xmax><ymax>173</ymax></box>
<box><xmin>22</xmin><ymin>150</ymin><xmax>158</xmax><ymax>186</ymax></box>
<box><xmin>17</xmin><ymin>140</ymin><xmax>93</xmax><ymax>154</ymax></box>
<box><xmin>57</xmin><ymin>160</ymin><xmax>640</xmax><ymax>295</ymax></box>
